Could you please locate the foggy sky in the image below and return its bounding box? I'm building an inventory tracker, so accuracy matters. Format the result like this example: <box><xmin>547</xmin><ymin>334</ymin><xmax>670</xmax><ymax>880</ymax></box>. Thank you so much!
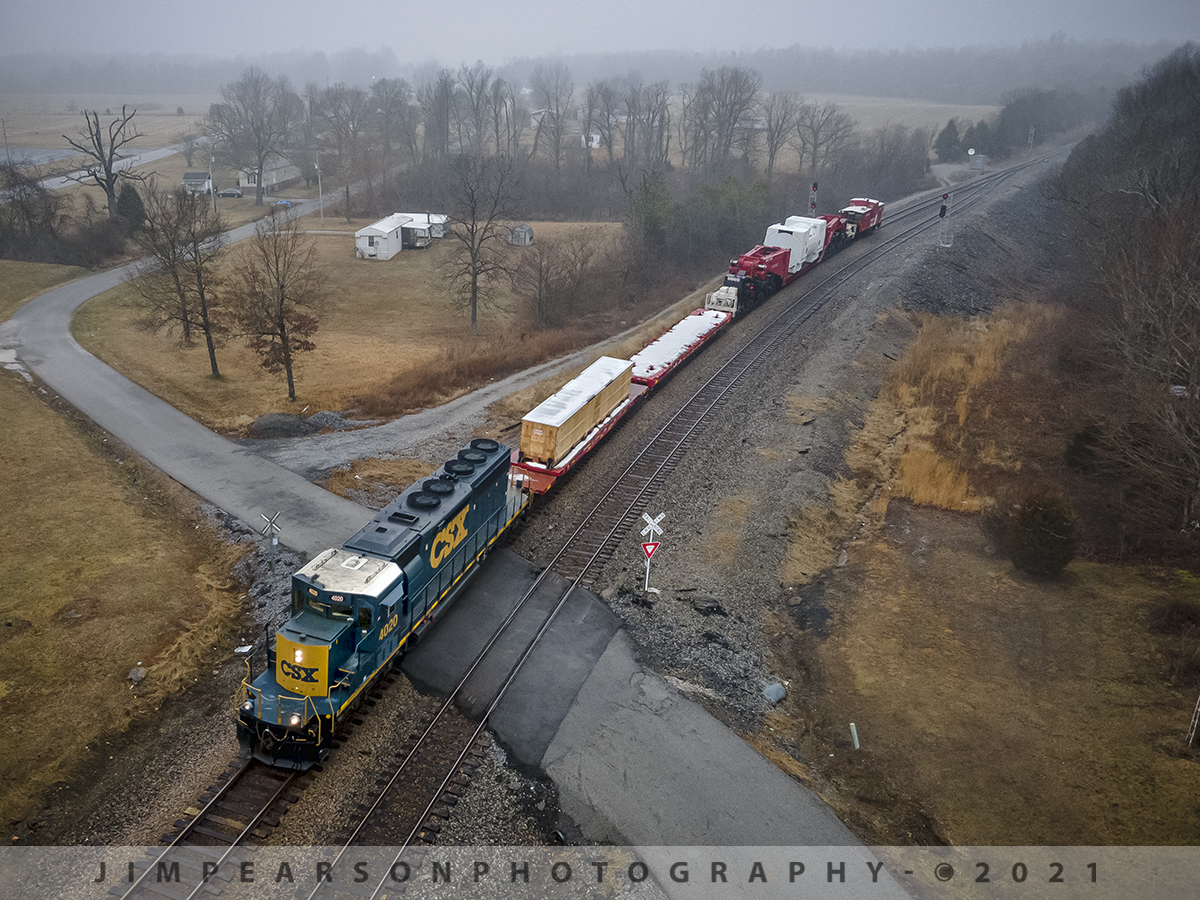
<box><xmin>4</xmin><ymin>0</ymin><xmax>1198</xmax><ymax>67</ymax></box>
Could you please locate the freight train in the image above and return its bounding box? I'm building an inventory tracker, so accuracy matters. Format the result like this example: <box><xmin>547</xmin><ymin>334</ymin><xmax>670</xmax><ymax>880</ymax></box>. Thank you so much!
<box><xmin>237</xmin><ymin>196</ymin><xmax>884</xmax><ymax>768</ymax></box>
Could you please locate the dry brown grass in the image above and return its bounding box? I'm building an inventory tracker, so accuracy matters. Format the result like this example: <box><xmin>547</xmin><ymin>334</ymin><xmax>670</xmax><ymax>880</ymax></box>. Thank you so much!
<box><xmin>780</xmin><ymin>306</ymin><xmax>1054</xmax><ymax>585</ymax></box>
<box><xmin>74</xmin><ymin>219</ymin><xmax>632</xmax><ymax>428</ymax></box>
<box><xmin>0</xmin><ymin>371</ymin><xmax>245</xmax><ymax>828</ymax></box>
<box><xmin>0</xmin><ymin>260</ymin><xmax>90</xmax><ymax>321</ymax></box>
<box><xmin>325</xmin><ymin>457</ymin><xmax>434</xmax><ymax>500</ymax></box>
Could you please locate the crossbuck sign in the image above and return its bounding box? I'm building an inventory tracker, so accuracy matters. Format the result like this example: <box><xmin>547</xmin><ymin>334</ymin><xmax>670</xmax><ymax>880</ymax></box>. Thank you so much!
<box><xmin>640</xmin><ymin>512</ymin><xmax>665</xmax><ymax>594</ymax></box>
<box><xmin>641</xmin><ymin>512</ymin><xmax>665</xmax><ymax>538</ymax></box>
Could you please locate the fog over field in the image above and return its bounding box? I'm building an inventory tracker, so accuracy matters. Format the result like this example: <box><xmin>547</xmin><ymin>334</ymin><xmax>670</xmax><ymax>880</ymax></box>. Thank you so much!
<box><xmin>4</xmin><ymin>0</ymin><xmax>1198</xmax><ymax>67</ymax></box>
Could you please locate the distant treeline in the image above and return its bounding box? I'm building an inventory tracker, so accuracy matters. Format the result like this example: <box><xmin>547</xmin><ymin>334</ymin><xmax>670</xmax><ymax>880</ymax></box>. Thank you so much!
<box><xmin>0</xmin><ymin>38</ymin><xmax>1180</xmax><ymax>106</ymax></box>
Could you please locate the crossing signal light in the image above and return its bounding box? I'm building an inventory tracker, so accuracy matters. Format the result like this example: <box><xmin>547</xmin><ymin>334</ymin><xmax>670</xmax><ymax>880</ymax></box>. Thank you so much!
<box><xmin>811</xmin><ymin>182</ymin><xmax>818</xmax><ymax>193</ymax></box>
<box><xmin>942</xmin><ymin>193</ymin><xmax>949</xmax><ymax>200</ymax></box>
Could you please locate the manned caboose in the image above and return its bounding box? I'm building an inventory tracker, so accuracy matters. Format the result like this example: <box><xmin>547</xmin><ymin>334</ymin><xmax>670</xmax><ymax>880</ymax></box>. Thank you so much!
<box><xmin>236</xmin><ymin>438</ymin><xmax>527</xmax><ymax>768</ymax></box>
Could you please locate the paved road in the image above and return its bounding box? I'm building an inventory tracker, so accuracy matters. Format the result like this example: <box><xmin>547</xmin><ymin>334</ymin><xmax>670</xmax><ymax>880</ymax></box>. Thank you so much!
<box><xmin>0</xmin><ymin>222</ymin><xmax>362</xmax><ymax>558</ymax></box>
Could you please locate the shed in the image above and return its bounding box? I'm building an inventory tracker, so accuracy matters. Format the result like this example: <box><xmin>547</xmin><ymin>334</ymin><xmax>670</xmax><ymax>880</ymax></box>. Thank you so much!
<box><xmin>355</xmin><ymin>214</ymin><xmax>412</xmax><ymax>260</ymax></box>
<box><xmin>396</xmin><ymin>212</ymin><xmax>449</xmax><ymax>248</ymax></box>
<box><xmin>182</xmin><ymin>172</ymin><xmax>213</xmax><ymax>196</ymax></box>
<box><xmin>509</xmin><ymin>222</ymin><xmax>535</xmax><ymax>246</ymax></box>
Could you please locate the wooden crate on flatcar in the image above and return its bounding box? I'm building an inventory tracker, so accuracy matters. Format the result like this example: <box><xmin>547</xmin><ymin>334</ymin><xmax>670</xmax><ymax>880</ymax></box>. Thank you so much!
<box><xmin>520</xmin><ymin>357</ymin><xmax>633</xmax><ymax>466</ymax></box>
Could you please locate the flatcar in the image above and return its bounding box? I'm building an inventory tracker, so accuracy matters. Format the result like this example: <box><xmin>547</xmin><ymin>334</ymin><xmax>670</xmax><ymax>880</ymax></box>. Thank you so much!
<box><xmin>236</xmin><ymin>438</ymin><xmax>528</xmax><ymax>768</ymax></box>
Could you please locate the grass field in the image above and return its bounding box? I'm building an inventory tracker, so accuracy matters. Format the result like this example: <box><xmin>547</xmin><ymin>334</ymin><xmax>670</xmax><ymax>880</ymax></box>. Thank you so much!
<box><xmin>74</xmin><ymin>219</ymin><xmax>626</xmax><ymax>430</ymax></box>
<box><xmin>0</xmin><ymin>262</ymin><xmax>245</xmax><ymax>830</ymax></box>
<box><xmin>0</xmin><ymin>260</ymin><xmax>90</xmax><ymax>321</ymax></box>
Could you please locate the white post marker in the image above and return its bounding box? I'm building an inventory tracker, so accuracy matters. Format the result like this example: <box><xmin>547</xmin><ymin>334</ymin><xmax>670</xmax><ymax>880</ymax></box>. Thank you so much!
<box><xmin>640</xmin><ymin>512</ymin><xmax>665</xmax><ymax>594</ymax></box>
<box><xmin>641</xmin><ymin>541</ymin><xmax>661</xmax><ymax>594</ymax></box>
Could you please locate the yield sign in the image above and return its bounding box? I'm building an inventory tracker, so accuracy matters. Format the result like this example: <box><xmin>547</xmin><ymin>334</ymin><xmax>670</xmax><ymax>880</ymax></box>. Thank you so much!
<box><xmin>642</xmin><ymin>542</ymin><xmax>660</xmax><ymax>560</ymax></box>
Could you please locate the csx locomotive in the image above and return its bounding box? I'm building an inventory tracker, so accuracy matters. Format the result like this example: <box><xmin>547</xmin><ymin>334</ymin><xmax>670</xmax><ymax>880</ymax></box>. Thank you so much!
<box><xmin>237</xmin><ymin>438</ymin><xmax>527</xmax><ymax>768</ymax></box>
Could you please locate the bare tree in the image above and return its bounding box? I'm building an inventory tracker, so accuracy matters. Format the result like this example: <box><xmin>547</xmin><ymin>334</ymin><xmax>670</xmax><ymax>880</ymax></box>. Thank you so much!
<box><xmin>794</xmin><ymin>101</ymin><xmax>857</xmax><ymax>186</ymax></box>
<box><xmin>762</xmin><ymin>92</ymin><xmax>801</xmax><ymax>181</ymax></box>
<box><xmin>231</xmin><ymin>210</ymin><xmax>327</xmax><ymax>400</ymax></box>
<box><xmin>179</xmin><ymin>132</ymin><xmax>199</xmax><ymax>167</ymax></box>
<box><xmin>371</xmin><ymin>77</ymin><xmax>415</xmax><ymax>171</ymax></box>
<box><xmin>487</xmin><ymin>77</ymin><xmax>522</xmax><ymax>158</ymax></box>
<box><xmin>442</xmin><ymin>153</ymin><xmax>520</xmax><ymax>335</ymax></box>
<box><xmin>63</xmin><ymin>105</ymin><xmax>146</xmax><ymax>220</ymax></box>
<box><xmin>701</xmin><ymin>67</ymin><xmax>761</xmax><ymax>170</ymax></box>
<box><xmin>420</xmin><ymin>69</ymin><xmax>457</xmax><ymax>161</ymax></box>
<box><xmin>320</xmin><ymin>83</ymin><xmax>373</xmax><ymax>220</ymax></box>
<box><xmin>0</xmin><ymin>162</ymin><xmax>63</xmax><ymax>255</ymax></box>
<box><xmin>588</xmin><ymin>80</ymin><xmax>622</xmax><ymax>164</ymax></box>
<box><xmin>530</xmin><ymin>63</ymin><xmax>574</xmax><ymax>177</ymax></box>
<box><xmin>206</xmin><ymin>67</ymin><xmax>297</xmax><ymax>206</ymax></box>
<box><xmin>458</xmin><ymin>63</ymin><xmax>494</xmax><ymax>155</ymax></box>
<box><xmin>129</xmin><ymin>184</ymin><xmax>228</xmax><ymax>377</ymax></box>
<box><xmin>510</xmin><ymin>228</ymin><xmax>600</xmax><ymax>327</ymax></box>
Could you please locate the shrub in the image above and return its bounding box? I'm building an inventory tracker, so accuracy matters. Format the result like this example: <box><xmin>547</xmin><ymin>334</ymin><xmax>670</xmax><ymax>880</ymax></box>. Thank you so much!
<box><xmin>1005</xmin><ymin>490</ymin><xmax>1079</xmax><ymax>578</ymax></box>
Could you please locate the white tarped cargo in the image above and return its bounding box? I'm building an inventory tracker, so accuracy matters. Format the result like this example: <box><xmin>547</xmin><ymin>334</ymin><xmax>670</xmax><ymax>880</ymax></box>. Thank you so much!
<box><xmin>766</xmin><ymin>215</ymin><xmax>827</xmax><ymax>273</ymax></box>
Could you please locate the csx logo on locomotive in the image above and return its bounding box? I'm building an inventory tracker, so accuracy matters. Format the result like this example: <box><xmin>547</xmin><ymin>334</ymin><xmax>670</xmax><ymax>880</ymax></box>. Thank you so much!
<box><xmin>430</xmin><ymin>506</ymin><xmax>469</xmax><ymax>568</ymax></box>
<box><xmin>280</xmin><ymin>660</ymin><xmax>319</xmax><ymax>683</ymax></box>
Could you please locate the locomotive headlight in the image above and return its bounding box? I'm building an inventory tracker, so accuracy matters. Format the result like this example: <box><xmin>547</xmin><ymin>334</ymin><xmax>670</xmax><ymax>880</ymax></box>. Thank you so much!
<box><xmin>289</xmin><ymin>714</ymin><xmax>302</xmax><ymax>727</ymax></box>
<box><xmin>242</xmin><ymin>700</ymin><xmax>254</xmax><ymax>712</ymax></box>
<box><xmin>294</xmin><ymin>649</ymin><xmax>304</xmax><ymax>664</ymax></box>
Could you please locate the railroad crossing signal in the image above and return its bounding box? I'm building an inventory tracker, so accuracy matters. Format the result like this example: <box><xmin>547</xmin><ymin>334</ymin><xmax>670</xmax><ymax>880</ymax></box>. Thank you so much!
<box><xmin>641</xmin><ymin>512</ymin><xmax>665</xmax><ymax>538</ymax></box>
<box><xmin>260</xmin><ymin>511</ymin><xmax>282</xmax><ymax>570</ymax></box>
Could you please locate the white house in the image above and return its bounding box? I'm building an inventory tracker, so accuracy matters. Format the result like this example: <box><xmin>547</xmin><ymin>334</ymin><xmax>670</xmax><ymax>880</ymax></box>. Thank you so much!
<box><xmin>355</xmin><ymin>214</ymin><xmax>411</xmax><ymax>260</ymax></box>
<box><xmin>238</xmin><ymin>158</ymin><xmax>302</xmax><ymax>193</ymax></box>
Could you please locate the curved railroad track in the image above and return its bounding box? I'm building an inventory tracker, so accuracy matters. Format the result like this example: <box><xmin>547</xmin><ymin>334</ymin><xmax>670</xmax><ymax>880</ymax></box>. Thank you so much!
<box><xmin>112</xmin><ymin>150</ymin><xmax>1069</xmax><ymax>900</ymax></box>
<box><xmin>283</xmin><ymin>149</ymin><xmax>1072</xmax><ymax>900</ymax></box>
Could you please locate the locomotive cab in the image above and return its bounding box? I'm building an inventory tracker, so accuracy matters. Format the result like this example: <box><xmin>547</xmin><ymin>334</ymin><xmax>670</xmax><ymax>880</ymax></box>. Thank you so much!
<box><xmin>237</xmin><ymin>551</ymin><xmax>406</xmax><ymax>767</ymax></box>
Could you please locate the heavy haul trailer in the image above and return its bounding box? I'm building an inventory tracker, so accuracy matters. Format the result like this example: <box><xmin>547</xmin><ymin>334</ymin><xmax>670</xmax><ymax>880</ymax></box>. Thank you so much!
<box><xmin>513</xmin><ymin>356</ymin><xmax>640</xmax><ymax>494</ymax></box>
<box><xmin>237</xmin><ymin>438</ymin><xmax>527</xmax><ymax>768</ymax></box>
<box><xmin>705</xmin><ymin>214</ymin><xmax>845</xmax><ymax>317</ymax></box>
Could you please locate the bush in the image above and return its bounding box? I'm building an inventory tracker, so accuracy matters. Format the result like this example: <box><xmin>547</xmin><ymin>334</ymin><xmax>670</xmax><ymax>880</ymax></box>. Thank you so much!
<box><xmin>1005</xmin><ymin>490</ymin><xmax>1079</xmax><ymax>578</ymax></box>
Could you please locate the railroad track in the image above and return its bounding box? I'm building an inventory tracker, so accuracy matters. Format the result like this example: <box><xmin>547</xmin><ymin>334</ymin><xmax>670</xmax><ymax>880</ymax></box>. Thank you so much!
<box><xmin>280</xmin><ymin>150</ymin><xmax>1073</xmax><ymax>900</ymax></box>
<box><xmin>110</xmin><ymin>151</ymin><xmax>1068</xmax><ymax>900</ymax></box>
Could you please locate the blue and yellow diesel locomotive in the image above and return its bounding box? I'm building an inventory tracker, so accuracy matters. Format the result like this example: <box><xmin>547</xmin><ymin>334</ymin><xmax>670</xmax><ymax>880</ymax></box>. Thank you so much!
<box><xmin>236</xmin><ymin>438</ymin><xmax>527</xmax><ymax>768</ymax></box>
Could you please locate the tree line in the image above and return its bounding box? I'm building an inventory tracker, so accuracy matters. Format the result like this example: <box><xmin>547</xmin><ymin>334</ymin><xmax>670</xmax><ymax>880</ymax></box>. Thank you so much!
<box><xmin>1</xmin><ymin>59</ymin><xmax>1106</xmax><ymax>399</ymax></box>
<box><xmin>1055</xmin><ymin>44</ymin><xmax>1200</xmax><ymax>551</ymax></box>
